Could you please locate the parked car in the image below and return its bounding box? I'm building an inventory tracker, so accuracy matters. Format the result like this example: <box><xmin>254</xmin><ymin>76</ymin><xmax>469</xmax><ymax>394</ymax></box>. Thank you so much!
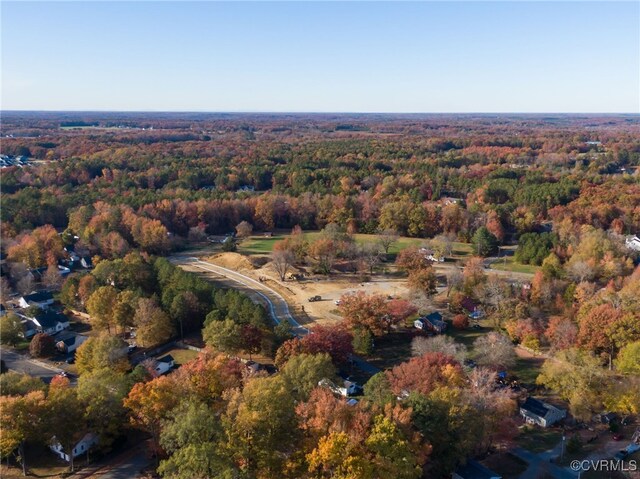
<box><xmin>612</xmin><ymin>433</ymin><xmax>623</xmax><ymax>441</ymax></box>
<box><xmin>65</xmin><ymin>356</ymin><xmax>75</xmax><ymax>364</ymax></box>
<box><xmin>334</xmin><ymin>300</ymin><xmax>341</xmax><ymax>305</ymax></box>
<box><xmin>614</xmin><ymin>450</ymin><xmax>628</xmax><ymax>460</ymax></box>
<box><xmin>308</xmin><ymin>296</ymin><xmax>321</xmax><ymax>302</ymax></box>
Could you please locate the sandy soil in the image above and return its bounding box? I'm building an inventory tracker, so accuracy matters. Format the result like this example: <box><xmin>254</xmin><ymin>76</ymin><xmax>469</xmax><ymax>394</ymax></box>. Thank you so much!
<box><xmin>205</xmin><ymin>253</ymin><xmax>411</xmax><ymax>326</ymax></box>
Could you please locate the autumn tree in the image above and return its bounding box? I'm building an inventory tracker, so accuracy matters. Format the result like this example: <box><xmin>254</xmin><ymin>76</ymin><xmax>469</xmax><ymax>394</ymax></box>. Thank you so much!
<box><xmin>86</xmin><ymin>285</ymin><xmax>119</xmax><ymax>333</ymax></box>
<box><xmin>134</xmin><ymin>297</ymin><xmax>175</xmax><ymax>348</ymax></box>
<box><xmin>1</xmin><ymin>313</ymin><xmax>24</xmax><ymax>346</ymax></box>
<box><xmin>386</xmin><ymin>352</ymin><xmax>463</xmax><ymax>396</ymax></box>
<box><xmin>411</xmin><ymin>336</ymin><xmax>467</xmax><ymax>364</ymax></box>
<box><xmin>47</xmin><ymin>376</ymin><xmax>86</xmax><ymax>472</ymax></box>
<box><xmin>202</xmin><ymin>318</ymin><xmax>242</xmax><ymax>354</ymax></box>
<box><xmin>158</xmin><ymin>399</ymin><xmax>231</xmax><ymax>479</ymax></box>
<box><xmin>223</xmin><ymin>376</ymin><xmax>297</xmax><ymax>477</ymax></box>
<box><xmin>309</xmin><ymin>238</ymin><xmax>337</xmax><ymax>274</ymax></box>
<box><xmin>75</xmin><ymin>333</ymin><xmax>130</xmax><ymax>375</ymax></box>
<box><xmin>235</xmin><ymin>220</ymin><xmax>253</xmax><ymax>239</ymax></box>
<box><xmin>29</xmin><ymin>333</ymin><xmax>56</xmax><ymax>358</ymax></box>
<box><xmin>396</xmin><ymin>247</ymin><xmax>437</xmax><ymax>296</ymax></box>
<box><xmin>338</xmin><ymin>291</ymin><xmax>389</xmax><ymax>336</ymax></box>
<box><xmin>615</xmin><ymin>341</ymin><xmax>640</xmax><ymax>375</ymax></box>
<box><xmin>280</xmin><ymin>353</ymin><xmax>336</xmax><ymax>400</ymax></box>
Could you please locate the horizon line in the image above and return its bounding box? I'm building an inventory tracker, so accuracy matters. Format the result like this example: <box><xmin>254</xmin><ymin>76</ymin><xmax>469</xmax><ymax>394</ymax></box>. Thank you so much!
<box><xmin>2</xmin><ymin>110</ymin><xmax>639</xmax><ymax>116</ymax></box>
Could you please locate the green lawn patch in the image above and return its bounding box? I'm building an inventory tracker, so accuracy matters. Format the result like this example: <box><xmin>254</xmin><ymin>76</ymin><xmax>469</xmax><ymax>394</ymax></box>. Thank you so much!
<box><xmin>510</xmin><ymin>356</ymin><xmax>544</xmax><ymax>384</ymax></box>
<box><xmin>516</xmin><ymin>426</ymin><xmax>562</xmax><ymax>453</ymax></box>
<box><xmin>164</xmin><ymin>348</ymin><xmax>200</xmax><ymax>366</ymax></box>
<box><xmin>365</xmin><ymin>330</ymin><xmax>414</xmax><ymax>371</ymax></box>
<box><xmin>490</xmin><ymin>257</ymin><xmax>539</xmax><ymax>275</ymax></box>
<box><xmin>447</xmin><ymin>325</ymin><xmax>490</xmax><ymax>349</ymax></box>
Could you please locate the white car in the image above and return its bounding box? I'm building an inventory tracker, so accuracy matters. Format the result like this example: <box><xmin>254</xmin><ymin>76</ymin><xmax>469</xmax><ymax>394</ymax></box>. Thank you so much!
<box><xmin>334</xmin><ymin>300</ymin><xmax>342</xmax><ymax>305</ymax></box>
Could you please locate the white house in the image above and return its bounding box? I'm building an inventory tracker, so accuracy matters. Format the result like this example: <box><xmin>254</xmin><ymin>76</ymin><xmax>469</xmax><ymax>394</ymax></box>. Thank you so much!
<box><xmin>18</xmin><ymin>291</ymin><xmax>55</xmax><ymax>309</ymax></box>
<box><xmin>24</xmin><ymin>310</ymin><xmax>70</xmax><ymax>336</ymax></box>
<box><xmin>318</xmin><ymin>378</ymin><xmax>362</xmax><ymax>397</ymax></box>
<box><xmin>50</xmin><ymin>433</ymin><xmax>99</xmax><ymax>462</ymax></box>
<box><xmin>520</xmin><ymin>397</ymin><xmax>566</xmax><ymax>427</ymax></box>
<box><xmin>154</xmin><ymin>355</ymin><xmax>175</xmax><ymax>375</ymax></box>
<box><xmin>625</xmin><ymin>235</ymin><xmax>640</xmax><ymax>252</ymax></box>
<box><xmin>418</xmin><ymin>247</ymin><xmax>445</xmax><ymax>263</ymax></box>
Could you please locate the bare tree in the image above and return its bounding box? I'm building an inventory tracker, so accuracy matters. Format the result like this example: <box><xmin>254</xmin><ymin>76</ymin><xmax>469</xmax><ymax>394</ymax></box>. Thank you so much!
<box><xmin>235</xmin><ymin>221</ymin><xmax>254</xmax><ymax>239</ymax></box>
<box><xmin>411</xmin><ymin>335</ymin><xmax>468</xmax><ymax>363</ymax></box>
<box><xmin>473</xmin><ymin>332</ymin><xmax>516</xmax><ymax>369</ymax></box>
<box><xmin>16</xmin><ymin>274</ymin><xmax>34</xmax><ymax>295</ymax></box>
<box><xmin>359</xmin><ymin>242</ymin><xmax>382</xmax><ymax>274</ymax></box>
<box><xmin>377</xmin><ymin>228</ymin><xmax>399</xmax><ymax>255</ymax></box>
<box><xmin>430</xmin><ymin>234</ymin><xmax>453</xmax><ymax>259</ymax></box>
<box><xmin>43</xmin><ymin>265</ymin><xmax>63</xmax><ymax>289</ymax></box>
<box><xmin>272</xmin><ymin>250</ymin><xmax>295</xmax><ymax>281</ymax></box>
<box><xmin>446</xmin><ymin>268</ymin><xmax>463</xmax><ymax>296</ymax></box>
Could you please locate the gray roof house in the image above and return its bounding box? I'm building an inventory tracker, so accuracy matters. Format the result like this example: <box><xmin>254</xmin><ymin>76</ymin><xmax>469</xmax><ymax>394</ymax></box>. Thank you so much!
<box><xmin>18</xmin><ymin>291</ymin><xmax>55</xmax><ymax>309</ymax></box>
<box><xmin>27</xmin><ymin>310</ymin><xmax>70</xmax><ymax>336</ymax></box>
<box><xmin>520</xmin><ymin>397</ymin><xmax>566</xmax><ymax>427</ymax></box>
<box><xmin>452</xmin><ymin>460</ymin><xmax>502</xmax><ymax>479</ymax></box>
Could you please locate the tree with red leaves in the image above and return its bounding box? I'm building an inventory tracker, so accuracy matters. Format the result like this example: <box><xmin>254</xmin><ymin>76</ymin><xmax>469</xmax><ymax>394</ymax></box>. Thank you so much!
<box><xmin>338</xmin><ymin>291</ymin><xmax>389</xmax><ymax>336</ymax></box>
<box><xmin>385</xmin><ymin>352</ymin><xmax>463</xmax><ymax>396</ymax></box>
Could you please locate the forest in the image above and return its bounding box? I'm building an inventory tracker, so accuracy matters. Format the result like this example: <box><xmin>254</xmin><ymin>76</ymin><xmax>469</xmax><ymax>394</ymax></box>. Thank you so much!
<box><xmin>1</xmin><ymin>112</ymin><xmax>639</xmax><ymax>479</ymax></box>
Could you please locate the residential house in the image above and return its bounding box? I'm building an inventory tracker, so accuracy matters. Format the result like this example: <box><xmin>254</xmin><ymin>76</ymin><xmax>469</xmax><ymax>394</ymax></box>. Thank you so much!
<box><xmin>18</xmin><ymin>291</ymin><xmax>55</xmax><ymax>309</ymax></box>
<box><xmin>318</xmin><ymin>378</ymin><xmax>363</xmax><ymax>397</ymax></box>
<box><xmin>625</xmin><ymin>235</ymin><xmax>640</xmax><ymax>252</ymax></box>
<box><xmin>461</xmin><ymin>297</ymin><xmax>484</xmax><ymax>319</ymax></box>
<box><xmin>154</xmin><ymin>355</ymin><xmax>175</xmax><ymax>375</ymax></box>
<box><xmin>418</xmin><ymin>247</ymin><xmax>445</xmax><ymax>263</ymax></box>
<box><xmin>80</xmin><ymin>256</ymin><xmax>93</xmax><ymax>269</ymax></box>
<box><xmin>414</xmin><ymin>312</ymin><xmax>447</xmax><ymax>334</ymax></box>
<box><xmin>50</xmin><ymin>433</ymin><xmax>99</xmax><ymax>462</ymax></box>
<box><xmin>26</xmin><ymin>310</ymin><xmax>70</xmax><ymax>336</ymax></box>
<box><xmin>20</xmin><ymin>318</ymin><xmax>38</xmax><ymax>339</ymax></box>
<box><xmin>56</xmin><ymin>333</ymin><xmax>89</xmax><ymax>354</ymax></box>
<box><xmin>520</xmin><ymin>397</ymin><xmax>566</xmax><ymax>427</ymax></box>
<box><xmin>452</xmin><ymin>460</ymin><xmax>502</xmax><ymax>479</ymax></box>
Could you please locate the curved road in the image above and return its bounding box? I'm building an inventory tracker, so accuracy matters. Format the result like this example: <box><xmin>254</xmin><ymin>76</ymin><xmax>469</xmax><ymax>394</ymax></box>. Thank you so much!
<box><xmin>171</xmin><ymin>256</ymin><xmax>310</xmax><ymax>336</ymax></box>
<box><xmin>170</xmin><ymin>256</ymin><xmax>381</xmax><ymax>375</ymax></box>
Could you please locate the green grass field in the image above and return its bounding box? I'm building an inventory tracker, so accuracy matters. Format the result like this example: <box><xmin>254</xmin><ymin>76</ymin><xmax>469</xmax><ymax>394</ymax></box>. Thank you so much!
<box><xmin>164</xmin><ymin>348</ymin><xmax>200</xmax><ymax>365</ymax></box>
<box><xmin>490</xmin><ymin>256</ymin><xmax>539</xmax><ymax>275</ymax></box>
<box><xmin>516</xmin><ymin>426</ymin><xmax>562</xmax><ymax>453</ymax></box>
<box><xmin>239</xmin><ymin>231</ymin><xmax>473</xmax><ymax>258</ymax></box>
<box><xmin>510</xmin><ymin>356</ymin><xmax>544</xmax><ymax>384</ymax></box>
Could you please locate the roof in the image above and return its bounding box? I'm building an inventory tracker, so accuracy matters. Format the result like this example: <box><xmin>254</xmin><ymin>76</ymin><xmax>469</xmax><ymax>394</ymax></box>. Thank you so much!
<box><xmin>454</xmin><ymin>460</ymin><xmax>501</xmax><ymax>479</ymax></box>
<box><xmin>425</xmin><ymin>312</ymin><xmax>443</xmax><ymax>322</ymax></box>
<box><xmin>22</xmin><ymin>291</ymin><xmax>54</xmax><ymax>303</ymax></box>
<box><xmin>157</xmin><ymin>355</ymin><xmax>174</xmax><ymax>364</ymax></box>
<box><xmin>520</xmin><ymin>397</ymin><xmax>566</xmax><ymax>420</ymax></box>
<box><xmin>31</xmin><ymin>310</ymin><xmax>69</xmax><ymax>330</ymax></box>
<box><xmin>461</xmin><ymin>297</ymin><xmax>479</xmax><ymax>313</ymax></box>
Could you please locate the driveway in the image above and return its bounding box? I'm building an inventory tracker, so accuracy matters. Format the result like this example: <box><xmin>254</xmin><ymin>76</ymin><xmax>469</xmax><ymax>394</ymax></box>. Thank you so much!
<box><xmin>511</xmin><ymin>445</ymin><xmax>578</xmax><ymax>479</ymax></box>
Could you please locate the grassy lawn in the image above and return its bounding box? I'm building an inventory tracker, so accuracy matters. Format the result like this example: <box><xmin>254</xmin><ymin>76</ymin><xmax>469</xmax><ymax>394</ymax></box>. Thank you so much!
<box><xmin>516</xmin><ymin>426</ymin><xmax>562</xmax><ymax>453</ymax></box>
<box><xmin>239</xmin><ymin>231</ymin><xmax>473</xmax><ymax>258</ymax></box>
<box><xmin>482</xmin><ymin>453</ymin><xmax>528</xmax><ymax>479</ymax></box>
<box><xmin>510</xmin><ymin>356</ymin><xmax>544</xmax><ymax>384</ymax></box>
<box><xmin>163</xmin><ymin>348</ymin><xmax>200</xmax><ymax>366</ymax></box>
<box><xmin>490</xmin><ymin>257</ymin><xmax>539</xmax><ymax>275</ymax></box>
<box><xmin>364</xmin><ymin>330</ymin><xmax>415</xmax><ymax>371</ymax></box>
<box><xmin>447</xmin><ymin>324</ymin><xmax>490</xmax><ymax>349</ymax></box>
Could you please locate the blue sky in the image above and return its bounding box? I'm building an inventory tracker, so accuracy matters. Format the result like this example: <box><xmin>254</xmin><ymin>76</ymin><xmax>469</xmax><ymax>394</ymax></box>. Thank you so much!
<box><xmin>2</xmin><ymin>1</ymin><xmax>638</xmax><ymax>112</ymax></box>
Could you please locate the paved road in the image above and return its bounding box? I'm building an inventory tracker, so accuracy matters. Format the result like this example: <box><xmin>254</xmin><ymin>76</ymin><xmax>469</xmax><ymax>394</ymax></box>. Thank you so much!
<box><xmin>171</xmin><ymin>256</ymin><xmax>381</xmax><ymax>376</ymax></box>
<box><xmin>171</xmin><ymin>256</ymin><xmax>310</xmax><ymax>336</ymax></box>
<box><xmin>0</xmin><ymin>347</ymin><xmax>67</xmax><ymax>384</ymax></box>
<box><xmin>67</xmin><ymin>441</ymin><xmax>151</xmax><ymax>479</ymax></box>
<box><xmin>511</xmin><ymin>446</ymin><xmax>578</xmax><ymax>479</ymax></box>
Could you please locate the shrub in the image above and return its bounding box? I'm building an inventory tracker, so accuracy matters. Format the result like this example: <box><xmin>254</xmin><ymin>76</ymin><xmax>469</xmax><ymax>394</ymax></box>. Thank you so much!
<box><xmin>452</xmin><ymin>314</ymin><xmax>469</xmax><ymax>330</ymax></box>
